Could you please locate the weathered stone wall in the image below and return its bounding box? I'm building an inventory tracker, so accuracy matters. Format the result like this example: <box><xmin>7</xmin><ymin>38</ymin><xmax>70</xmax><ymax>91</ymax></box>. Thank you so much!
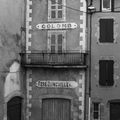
<box><xmin>0</xmin><ymin>0</ymin><xmax>25</xmax><ymax>119</ymax></box>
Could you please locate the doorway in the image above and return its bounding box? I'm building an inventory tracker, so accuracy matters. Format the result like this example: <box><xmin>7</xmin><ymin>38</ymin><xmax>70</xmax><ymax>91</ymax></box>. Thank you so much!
<box><xmin>7</xmin><ymin>96</ymin><xmax>22</xmax><ymax>120</ymax></box>
<box><xmin>42</xmin><ymin>98</ymin><xmax>71</xmax><ymax>120</ymax></box>
<box><xmin>110</xmin><ymin>102</ymin><xmax>120</xmax><ymax>120</ymax></box>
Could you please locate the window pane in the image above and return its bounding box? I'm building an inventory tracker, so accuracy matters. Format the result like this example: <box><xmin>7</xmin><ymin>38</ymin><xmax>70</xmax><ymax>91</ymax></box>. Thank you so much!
<box><xmin>51</xmin><ymin>6</ymin><xmax>56</xmax><ymax>9</ymax></box>
<box><xmin>58</xmin><ymin>34</ymin><xmax>62</xmax><ymax>44</ymax></box>
<box><xmin>51</xmin><ymin>0</ymin><xmax>56</xmax><ymax>4</ymax></box>
<box><xmin>103</xmin><ymin>0</ymin><xmax>110</xmax><ymax>9</ymax></box>
<box><xmin>51</xmin><ymin>35</ymin><xmax>56</xmax><ymax>44</ymax></box>
<box><xmin>94</xmin><ymin>112</ymin><xmax>99</xmax><ymax>119</ymax></box>
<box><xmin>58</xmin><ymin>5</ymin><xmax>62</xmax><ymax>9</ymax></box>
<box><xmin>94</xmin><ymin>103</ymin><xmax>99</xmax><ymax>111</ymax></box>
<box><xmin>51</xmin><ymin>11</ymin><xmax>56</xmax><ymax>18</ymax></box>
<box><xmin>58</xmin><ymin>11</ymin><xmax>62</xmax><ymax>18</ymax></box>
<box><xmin>51</xmin><ymin>46</ymin><xmax>55</xmax><ymax>53</ymax></box>
<box><xmin>58</xmin><ymin>46</ymin><xmax>62</xmax><ymax>53</ymax></box>
<box><xmin>58</xmin><ymin>0</ymin><xmax>62</xmax><ymax>4</ymax></box>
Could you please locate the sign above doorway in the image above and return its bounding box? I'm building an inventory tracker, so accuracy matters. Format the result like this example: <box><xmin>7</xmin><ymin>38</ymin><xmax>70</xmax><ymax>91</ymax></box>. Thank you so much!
<box><xmin>36</xmin><ymin>80</ymin><xmax>78</xmax><ymax>88</ymax></box>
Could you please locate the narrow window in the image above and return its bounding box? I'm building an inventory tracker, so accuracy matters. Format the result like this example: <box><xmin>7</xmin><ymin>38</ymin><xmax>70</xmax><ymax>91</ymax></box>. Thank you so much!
<box><xmin>99</xmin><ymin>60</ymin><xmax>114</xmax><ymax>86</ymax></box>
<box><xmin>48</xmin><ymin>31</ymin><xmax>66</xmax><ymax>53</ymax></box>
<box><xmin>99</xmin><ymin>19</ymin><xmax>114</xmax><ymax>43</ymax></box>
<box><xmin>101</xmin><ymin>0</ymin><xmax>114</xmax><ymax>11</ymax></box>
<box><xmin>48</xmin><ymin>0</ymin><xmax>66</xmax><ymax>21</ymax></box>
<box><xmin>93</xmin><ymin>103</ymin><xmax>100</xmax><ymax>120</ymax></box>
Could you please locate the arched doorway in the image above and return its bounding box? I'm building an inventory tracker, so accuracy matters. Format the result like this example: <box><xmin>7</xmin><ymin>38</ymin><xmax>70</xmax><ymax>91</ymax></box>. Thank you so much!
<box><xmin>7</xmin><ymin>96</ymin><xmax>22</xmax><ymax>120</ymax></box>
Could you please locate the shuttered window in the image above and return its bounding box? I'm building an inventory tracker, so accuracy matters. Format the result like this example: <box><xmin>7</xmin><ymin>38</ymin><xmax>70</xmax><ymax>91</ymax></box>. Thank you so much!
<box><xmin>48</xmin><ymin>31</ymin><xmax>66</xmax><ymax>53</ymax></box>
<box><xmin>99</xmin><ymin>60</ymin><xmax>114</xmax><ymax>86</ymax></box>
<box><xmin>99</xmin><ymin>19</ymin><xmax>114</xmax><ymax>43</ymax></box>
<box><xmin>42</xmin><ymin>98</ymin><xmax>70</xmax><ymax>120</ymax></box>
<box><xmin>48</xmin><ymin>0</ymin><xmax>66</xmax><ymax>21</ymax></box>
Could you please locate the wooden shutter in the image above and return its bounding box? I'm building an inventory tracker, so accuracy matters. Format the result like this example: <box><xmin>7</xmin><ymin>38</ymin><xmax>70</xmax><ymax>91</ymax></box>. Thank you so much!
<box><xmin>99</xmin><ymin>60</ymin><xmax>114</xmax><ymax>86</ymax></box>
<box><xmin>100</xmin><ymin>19</ymin><xmax>114</xmax><ymax>43</ymax></box>
<box><xmin>106</xmin><ymin>19</ymin><xmax>113</xmax><ymax>43</ymax></box>
<box><xmin>111</xmin><ymin>0</ymin><xmax>114</xmax><ymax>12</ymax></box>
<box><xmin>100</xmin><ymin>103</ymin><xmax>104</xmax><ymax>120</ymax></box>
<box><xmin>42</xmin><ymin>98</ymin><xmax>70</xmax><ymax>120</ymax></box>
<box><xmin>100</xmin><ymin>19</ymin><xmax>106</xmax><ymax>43</ymax></box>
<box><xmin>107</xmin><ymin>60</ymin><xmax>114</xmax><ymax>86</ymax></box>
<box><xmin>99</xmin><ymin>60</ymin><xmax>107</xmax><ymax>86</ymax></box>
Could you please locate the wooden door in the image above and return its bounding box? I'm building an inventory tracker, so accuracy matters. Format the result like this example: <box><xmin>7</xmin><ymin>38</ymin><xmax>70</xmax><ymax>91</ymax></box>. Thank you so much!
<box><xmin>42</xmin><ymin>98</ymin><xmax>70</xmax><ymax>120</ymax></box>
<box><xmin>110</xmin><ymin>102</ymin><xmax>120</xmax><ymax>120</ymax></box>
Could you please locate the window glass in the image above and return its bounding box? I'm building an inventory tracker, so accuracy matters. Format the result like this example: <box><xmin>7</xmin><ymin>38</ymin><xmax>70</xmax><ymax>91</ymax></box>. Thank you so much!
<box><xmin>48</xmin><ymin>0</ymin><xmax>65</xmax><ymax>21</ymax></box>
<box><xmin>103</xmin><ymin>0</ymin><xmax>110</xmax><ymax>9</ymax></box>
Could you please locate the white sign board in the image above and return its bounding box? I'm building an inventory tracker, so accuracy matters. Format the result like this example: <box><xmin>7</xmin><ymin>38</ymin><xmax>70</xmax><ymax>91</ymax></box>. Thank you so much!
<box><xmin>36</xmin><ymin>81</ymin><xmax>78</xmax><ymax>88</ymax></box>
<box><xmin>36</xmin><ymin>23</ymin><xmax>77</xmax><ymax>30</ymax></box>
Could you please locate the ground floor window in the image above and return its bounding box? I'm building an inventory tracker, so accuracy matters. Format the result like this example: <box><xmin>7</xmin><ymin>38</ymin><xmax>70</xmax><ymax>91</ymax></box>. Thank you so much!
<box><xmin>7</xmin><ymin>96</ymin><xmax>22</xmax><ymax>120</ymax></box>
<box><xmin>42</xmin><ymin>98</ymin><xmax>71</xmax><ymax>120</ymax></box>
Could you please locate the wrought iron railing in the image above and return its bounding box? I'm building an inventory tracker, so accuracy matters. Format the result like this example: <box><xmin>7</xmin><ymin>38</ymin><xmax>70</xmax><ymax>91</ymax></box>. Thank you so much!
<box><xmin>20</xmin><ymin>51</ymin><xmax>87</xmax><ymax>67</ymax></box>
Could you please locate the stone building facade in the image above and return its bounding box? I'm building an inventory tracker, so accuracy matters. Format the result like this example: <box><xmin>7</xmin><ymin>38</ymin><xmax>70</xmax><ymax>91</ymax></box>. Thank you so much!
<box><xmin>22</xmin><ymin>0</ymin><xmax>88</xmax><ymax>120</ymax></box>
<box><xmin>87</xmin><ymin>0</ymin><xmax>120</xmax><ymax>120</ymax></box>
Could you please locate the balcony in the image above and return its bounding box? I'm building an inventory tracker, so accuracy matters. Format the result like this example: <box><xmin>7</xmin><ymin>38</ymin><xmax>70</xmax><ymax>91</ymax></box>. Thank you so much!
<box><xmin>20</xmin><ymin>51</ymin><xmax>87</xmax><ymax>68</ymax></box>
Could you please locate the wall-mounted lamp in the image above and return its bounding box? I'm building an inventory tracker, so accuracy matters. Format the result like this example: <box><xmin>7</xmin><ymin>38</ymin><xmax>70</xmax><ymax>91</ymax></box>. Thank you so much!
<box><xmin>87</xmin><ymin>6</ymin><xmax>96</xmax><ymax>13</ymax></box>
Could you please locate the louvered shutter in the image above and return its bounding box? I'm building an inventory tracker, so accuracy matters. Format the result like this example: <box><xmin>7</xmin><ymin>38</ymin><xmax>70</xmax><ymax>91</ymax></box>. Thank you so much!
<box><xmin>106</xmin><ymin>19</ymin><xmax>113</xmax><ymax>43</ymax></box>
<box><xmin>107</xmin><ymin>60</ymin><xmax>114</xmax><ymax>86</ymax></box>
<box><xmin>100</xmin><ymin>19</ymin><xmax>106</xmax><ymax>43</ymax></box>
<box><xmin>99</xmin><ymin>60</ymin><xmax>107</xmax><ymax>86</ymax></box>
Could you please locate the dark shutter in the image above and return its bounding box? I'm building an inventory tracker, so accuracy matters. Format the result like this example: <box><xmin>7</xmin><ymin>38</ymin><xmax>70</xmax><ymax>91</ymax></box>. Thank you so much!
<box><xmin>99</xmin><ymin>60</ymin><xmax>107</xmax><ymax>86</ymax></box>
<box><xmin>106</xmin><ymin>19</ymin><xmax>114</xmax><ymax>43</ymax></box>
<box><xmin>107</xmin><ymin>60</ymin><xmax>114</xmax><ymax>86</ymax></box>
<box><xmin>111</xmin><ymin>0</ymin><xmax>114</xmax><ymax>12</ymax></box>
<box><xmin>99</xmin><ymin>60</ymin><xmax>114</xmax><ymax>86</ymax></box>
<box><xmin>100</xmin><ymin>19</ymin><xmax>114</xmax><ymax>43</ymax></box>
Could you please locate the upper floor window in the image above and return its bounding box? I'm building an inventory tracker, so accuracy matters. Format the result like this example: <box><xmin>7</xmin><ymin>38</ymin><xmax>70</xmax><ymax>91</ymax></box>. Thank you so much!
<box><xmin>101</xmin><ymin>0</ymin><xmax>114</xmax><ymax>11</ymax></box>
<box><xmin>48</xmin><ymin>31</ymin><xmax>66</xmax><ymax>53</ymax></box>
<box><xmin>99</xmin><ymin>60</ymin><xmax>114</xmax><ymax>86</ymax></box>
<box><xmin>48</xmin><ymin>0</ymin><xmax>66</xmax><ymax>21</ymax></box>
<box><xmin>99</xmin><ymin>19</ymin><xmax>114</xmax><ymax>43</ymax></box>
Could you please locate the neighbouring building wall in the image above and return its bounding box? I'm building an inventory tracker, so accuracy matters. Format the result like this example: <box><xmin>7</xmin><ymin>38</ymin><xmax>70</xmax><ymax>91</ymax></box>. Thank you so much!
<box><xmin>89</xmin><ymin>0</ymin><xmax>120</xmax><ymax>120</ymax></box>
<box><xmin>0</xmin><ymin>0</ymin><xmax>25</xmax><ymax>119</ymax></box>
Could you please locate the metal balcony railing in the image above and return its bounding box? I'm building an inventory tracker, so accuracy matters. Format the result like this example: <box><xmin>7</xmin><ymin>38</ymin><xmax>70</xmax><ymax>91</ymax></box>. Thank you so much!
<box><xmin>20</xmin><ymin>51</ymin><xmax>87</xmax><ymax>67</ymax></box>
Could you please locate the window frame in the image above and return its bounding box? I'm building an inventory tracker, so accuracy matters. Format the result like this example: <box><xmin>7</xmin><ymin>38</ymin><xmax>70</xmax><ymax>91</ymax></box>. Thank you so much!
<box><xmin>99</xmin><ymin>60</ymin><xmax>114</xmax><ymax>86</ymax></box>
<box><xmin>101</xmin><ymin>0</ymin><xmax>111</xmax><ymax>11</ymax></box>
<box><xmin>93</xmin><ymin>103</ymin><xmax>100</xmax><ymax>120</ymax></box>
<box><xmin>48</xmin><ymin>30</ymin><xmax>66</xmax><ymax>53</ymax></box>
<box><xmin>48</xmin><ymin>0</ymin><xmax>66</xmax><ymax>21</ymax></box>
